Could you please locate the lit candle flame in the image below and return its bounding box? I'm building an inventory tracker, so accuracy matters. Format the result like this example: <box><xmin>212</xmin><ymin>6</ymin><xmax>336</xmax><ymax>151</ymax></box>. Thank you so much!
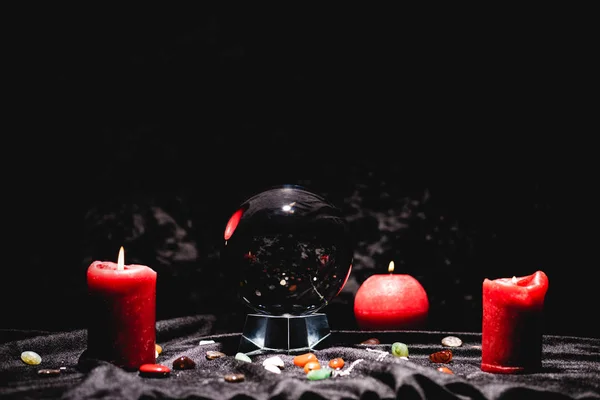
<box><xmin>117</xmin><ymin>246</ymin><xmax>125</xmax><ymax>271</ymax></box>
<box><xmin>388</xmin><ymin>261</ymin><xmax>395</xmax><ymax>273</ymax></box>
<box><xmin>512</xmin><ymin>276</ymin><xmax>517</xmax><ymax>284</ymax></box>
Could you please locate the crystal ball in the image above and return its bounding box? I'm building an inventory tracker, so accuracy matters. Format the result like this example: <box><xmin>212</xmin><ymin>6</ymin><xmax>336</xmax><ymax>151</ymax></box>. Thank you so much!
<box><xmin>221</xmin><ymin>185</ymin><xmax>354</xmax><ymax>316</ymax></box>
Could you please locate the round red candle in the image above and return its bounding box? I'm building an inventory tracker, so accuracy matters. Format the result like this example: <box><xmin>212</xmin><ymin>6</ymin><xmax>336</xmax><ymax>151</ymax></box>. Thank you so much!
<box><xmin>354</xmin><ymin>261</ymin><xmax>429</xmax><ymax>330</ymax></box>
<box><xmin>481</xmin><ymin>270</ymin><xmax>549</xmax><ymax>374</ymax></box>
<box><xmin>86</xmin><ymin>247</ymin><xmax>157</xmax><ymax>370</ymax></box>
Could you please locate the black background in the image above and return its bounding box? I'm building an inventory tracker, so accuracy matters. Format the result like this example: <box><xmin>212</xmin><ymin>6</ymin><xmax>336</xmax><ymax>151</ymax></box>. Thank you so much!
<box><xmin>4</xmin><ymin>6</ymin><xmax>597</xmax><ymax>338</ymax></box>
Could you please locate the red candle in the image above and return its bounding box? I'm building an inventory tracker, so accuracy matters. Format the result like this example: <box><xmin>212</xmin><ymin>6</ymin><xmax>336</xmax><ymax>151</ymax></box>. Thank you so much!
<box><xmin>354</xmin><ymin>261</ymin><xmax>429</xmax><ymax>330</ymax></box>
<box><xmin>86</xmin><ymin>247</ymin><xmax>157</xmax><ymax>370</ymax></box>
<box><xmin>481</xmin><ymin>270</ymin><xmax>549</xmax><ymax>374</ymax></box>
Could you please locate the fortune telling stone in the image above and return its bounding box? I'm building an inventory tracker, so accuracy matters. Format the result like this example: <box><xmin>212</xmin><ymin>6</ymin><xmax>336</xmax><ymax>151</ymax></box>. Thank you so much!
<box><xmin>173</xmin><ymin>356</ymin><xmax>196</xmax><ymax>370</ymax></box>
<box><xmin>303</xmin><ymin>361</ymin><xmax>321</xmax><ymax>374</ymax></box>
<box><xmin>235</xmin><ymin>352</ymin><xmax>252</xmax><ymax>363</ymax></box>
<box><xmin>262</xmin><ymin>356</ymin><xmax>284</xmax><ymax>369</ymax></box>
<box><xmin>21</xmin><ymin>351</ymin><xmax>42</xmax><ymax>365</ymax></box>
<box><xmin>329</xmin><ymin>358</ymin><xmax>345</xmax><ymax>370</ymax></box>
<box><xmin>293</xmin><ymin>353</ymin><xmax>317</xmax><ymax>367</ymax></box>
<box><xmin>360</xmin><ymin>338</ymin><xmax>380</xmax><ymax>345</ymax></box>
<box><xmin>264</xmin><ymin>364</ymin><xmax>282</xmax><ymax>374</ymax></box>
<box><xmin>429</xmin><ymin>350</ymin><xmax>453</xmax><ymax>363</ymax></box>
<box><xmin>155</xmin><ymin>344</ymin><xmax>163</xmax><ymax>355</ymax></box>
<box><xmin>206</xmin><ymin>351</ymin><xmax>226</xmax><ymax>360</ymax></box>
<box><xmin>441</xmin><ymin>336</ymin><xmax>462</xmax><ymax>347</ymax></box>
<box><xmin>437</xmin><ymin>366</ymin><xmax>454</xmax><ymax>374</ymax></box>
<box><xmin>307</xmin><ymin>367</ymin><xmax>332</xmax><ymax>380</ymax></box>
<box><xmin>224</xmin><ymin>373</ymin><xmax>245</xmax><ymax>382</ymax></box>
<box><xmin>391</xmin><ymin>342</ymin><xmax>409</xmax><ymax>357</ymax></box>
<box><xmin>37</xmin><ymin>369</ymin><xmax>61</xmax><ymax>377</ymax></box>
<box><xmin>139</xmin><ymin>363</ymin><xmax>171</xmax><ymax>378</ymax></box>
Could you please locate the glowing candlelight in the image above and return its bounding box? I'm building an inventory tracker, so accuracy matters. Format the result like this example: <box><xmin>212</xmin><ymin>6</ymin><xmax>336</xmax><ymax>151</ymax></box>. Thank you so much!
<box><xmin>388</xmin><ymin>261</ymin><xmax>395</xmax><ymax>273</ymax></box>
<box><xmin>117</xmin><ymin>246</ymin><xmax>125</xmax><ymax>271</ymax></box>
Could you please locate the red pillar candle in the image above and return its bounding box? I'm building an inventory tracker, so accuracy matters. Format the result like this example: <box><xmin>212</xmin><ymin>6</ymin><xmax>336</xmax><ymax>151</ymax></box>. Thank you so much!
<box><xmin>86</xmin><ymin>247</ymin><xmax>157</xmax><ymax>370</ymax></box>
<box><xmin>481</xmin><ymin>270</ymin><xmax>549</xmax><ymax>374</ymax></box>
<box><xmin>354</xmin><ymin>261</ymin><xmax>429</xmax><ymax>330</ymax></box>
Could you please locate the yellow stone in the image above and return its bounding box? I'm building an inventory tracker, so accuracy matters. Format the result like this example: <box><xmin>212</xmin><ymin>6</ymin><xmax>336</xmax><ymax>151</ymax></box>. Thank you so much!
<box><xmin>21</xmin><ymin>351</ymin><xmax>42</xmax><ymax>365</ymax></box>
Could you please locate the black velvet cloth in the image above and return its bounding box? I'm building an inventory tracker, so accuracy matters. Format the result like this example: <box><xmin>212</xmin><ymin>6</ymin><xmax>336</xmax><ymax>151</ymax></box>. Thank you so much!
<box><xmin>1</xmin><ymin>315</ymin><xmax>599</xmax><ymax>400</ymax></box>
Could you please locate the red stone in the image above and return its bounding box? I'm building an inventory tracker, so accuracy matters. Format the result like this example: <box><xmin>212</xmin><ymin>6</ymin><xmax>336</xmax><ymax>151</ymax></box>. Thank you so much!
<box><xmin>139</xmin><ymin>363</ymin><xmax>171</xmax><ymax>378</ymax></box>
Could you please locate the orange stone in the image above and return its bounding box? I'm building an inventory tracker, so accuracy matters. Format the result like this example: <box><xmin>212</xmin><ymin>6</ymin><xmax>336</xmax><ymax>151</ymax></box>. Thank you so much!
<box><xmin>437</xmin><ymin>366</ymin><xmax>454</xmax><ymax>374</ymax></box>
<box><xmin>329</xmin><ymin>358</ymin><xmax>345</xmax><ymax>370</ymax></box>
<box><xmin>429</xmin><ymin>350</ymin><xmax>453</xmax><ymax>363</ymax></box>
<box><xmin>304</xmin><ymin>361</ymin><xmax>321</xmax><ymax>373</ymax></box>
<box><xmin>293</xmin><ymin>353</ymin><xmax>317</xmax><ymax>367</ymax></box>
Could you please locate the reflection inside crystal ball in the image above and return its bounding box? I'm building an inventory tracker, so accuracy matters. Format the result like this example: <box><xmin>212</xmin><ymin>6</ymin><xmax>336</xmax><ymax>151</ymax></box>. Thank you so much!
<box><xmin>222</xmin><ymin>185</ymin><xmax>354</xmax><ymax>316</ymax></box>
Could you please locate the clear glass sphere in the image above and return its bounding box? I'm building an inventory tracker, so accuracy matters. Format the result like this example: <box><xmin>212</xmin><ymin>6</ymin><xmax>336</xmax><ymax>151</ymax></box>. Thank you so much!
<box><xmin>221</xmin><ymin>185</ymin><xmax>354</xmax><ymax>316</ymax></box>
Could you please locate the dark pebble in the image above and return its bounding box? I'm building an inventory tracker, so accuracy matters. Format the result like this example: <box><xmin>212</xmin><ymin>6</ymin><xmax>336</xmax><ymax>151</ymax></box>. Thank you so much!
<box><xmin>173</xmin><ymin>356</ymin><xmax>196</xmax><ymax>370</ymax></box>
<box><xmin>38</xmin><ymin>369</ymin><xmax>61</xmax><ymax>377</ymax></box>
<box><xmin>206</xmin><ymin>351</ymin><xmax>226</xmax><ymax>360</ymax></box>
<box><xmin>224</xmin><ymin>373</ymin><xmax>245</xmax><ymax>382</ymax></box>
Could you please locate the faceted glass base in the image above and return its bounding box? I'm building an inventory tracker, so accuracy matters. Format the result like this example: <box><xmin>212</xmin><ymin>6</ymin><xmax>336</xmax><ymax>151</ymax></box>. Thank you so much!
<box><xmin>238</xmin><ymin>313</ymin><xmax>331</xmax><ymax>355</ymax></box>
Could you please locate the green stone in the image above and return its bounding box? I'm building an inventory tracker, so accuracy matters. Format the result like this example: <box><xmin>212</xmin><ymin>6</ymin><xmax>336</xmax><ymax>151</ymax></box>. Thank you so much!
<box><xmin>307</xmin><ymin>367</ymin><xmax>332</xmax><ymax>380</ymax></box>
<box><xmin>235</xmin><ymin>352</ymin><xmax>252</xmax><ymax>363</ymax></box>
<box><xmin>391</xmin><ymin>342</ymin><xmax>409</xmax><ymax>357</ymax></box>
<box><xmin>21</xmin><ymin>351</ymin><xmax>42</xmax><ymax>365</ymax></box>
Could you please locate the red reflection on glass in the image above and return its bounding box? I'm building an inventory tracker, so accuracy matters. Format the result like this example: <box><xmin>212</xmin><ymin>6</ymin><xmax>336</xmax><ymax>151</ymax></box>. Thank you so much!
<box><xmin>336</xmin><ymin>264</ymin><xmax>352</xmax><ymax>296</ymax></box>
<box><xmin>224</xmin><ymin>209</ymin><xmax>244</xmax><ymax>240</ymax></box>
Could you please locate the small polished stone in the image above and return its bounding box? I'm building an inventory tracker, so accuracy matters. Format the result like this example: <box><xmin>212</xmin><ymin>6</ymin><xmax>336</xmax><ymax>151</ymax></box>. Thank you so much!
<box><xmin>206</xmin><ymin>351</ymin><xmax>226</xmax><ymax>360</ymax></box>
<box><xmin>437</xmin><ymin>366</ymin><xmax>454</xmax><ymax>374</ymax></box>
<box><xmin>21</xmin><ymin>351</ymin><xmax>42</xmax><ymax>365</ymax></box>
<box><xmin>139</xmin><ymin>363</ymin><xmax>171</xmax><ymax>378</ymax></box>
<box><xmin>360</xmin><ymin>338</ymin><xmax>380</xmax><ymax>345</ymax></box>
<box><xmin>391</xmin><ymin>342</ymin><xmax>409</xmax><ymax>357</ymax></box>
<box><xmin>199</xmin><ymin>340</ymin><xmax>215</xmax><ymax>345</ymax></box>
<box><xmin>235</xmin><ymin>352</ymin><xmax>252</xmax><ymax>363</ymax></box>
<box><xmin>307</xmin><ymin>367</ymin><xmax>332</xmax><ymax>380</ymax></box>
<box><xmin>264</xmin><ymin>364</ymin><xmax>282</xmax><ymax>374</ymax></box>
<box><xmin>429</xmin><ymin>350</ymin><xmax>453</xmax><ymax>363</ymax></box>
<box><xmin>441</xmin><ymin>336</ymin><xmax>462</xmax><ymax>347</ymax></box>
<box><xmin>38</xmin><ymin>369</ymin><xmax>61</xmax><ymax>377</ymax></box>
<box><xmin>304</xmin><ymin>361</ymin><xmax>321</xmax><ymax>374</ymax></box>
<box><xmin>293</xmin><ymin>353</ymin><xmax>317</xmax><ymax>367</ymax></box>
<box><xmin>262</xmin><ymin>356</ymin><xmax>284</xmax><ymax>369</ymax></box>
<box><xmin>173</xmin><ymin>356</ymin><xmax>196</xmax><ymax>370</ymax></box>
<box><xmin>329</xmin><ymin>358</ymin><xmax>345</xmax><ymax>370</ymax></box>
<box><xmin>224</xmin><ymin>373</ymin><xmax>245</xmax><ymax>382</ymax></box>
<box><xmin>155</xmin><ymin>344</ymin><xmax>163</xmax><ymax>354</ymax></box>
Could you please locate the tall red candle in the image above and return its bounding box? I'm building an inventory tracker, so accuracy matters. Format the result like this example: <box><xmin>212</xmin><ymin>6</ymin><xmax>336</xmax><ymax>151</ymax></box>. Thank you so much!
<box><xmin>481</xmin><ymin>270</ymin><xmax>549</xmax><ymax>374</ymax></box>
<box><xmin>86</xmin><ymin>247</ymin><xmax>157</xmax><ymax>370</ymax></box>
<box><xmin>354</xmin><ymin>261</ymin><xmax>429</xmax><ymax>330</ymax></box>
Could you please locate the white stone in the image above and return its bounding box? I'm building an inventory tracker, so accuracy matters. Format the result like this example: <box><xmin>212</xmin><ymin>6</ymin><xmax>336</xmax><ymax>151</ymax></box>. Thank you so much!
<box><xmin>199</xmin><ymin>340</ymin><xmax>215</xmax><ymax>345</ymax></box>
<box><xmin>262</xmin><ymin>356</ymin><xmax>285</xmax><ymax>369</ymax></box>
<box><xmin>264</xmin><ymin>363</ymin><xmax>282</xmax><ymax>374</ymax></box>
<box><xmin>441</xmin><ymin>336</ymin><xmax>463</xmax><ymax>347</ymax></box>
